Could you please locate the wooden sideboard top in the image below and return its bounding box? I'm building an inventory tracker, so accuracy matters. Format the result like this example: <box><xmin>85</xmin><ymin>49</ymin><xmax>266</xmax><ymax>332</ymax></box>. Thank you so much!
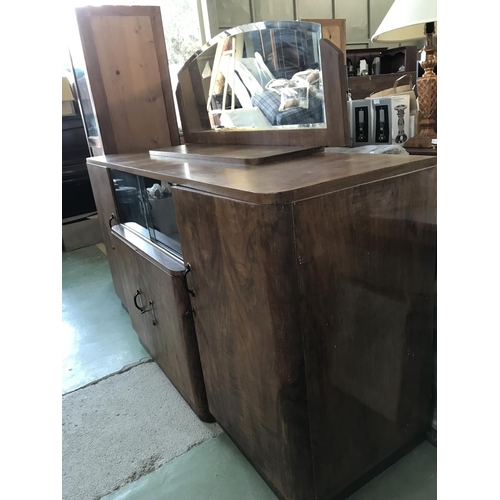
<box><xmin>88</xmin><ymin>149</ymin><xmax>436</xmax><ymax>205</ymax></box>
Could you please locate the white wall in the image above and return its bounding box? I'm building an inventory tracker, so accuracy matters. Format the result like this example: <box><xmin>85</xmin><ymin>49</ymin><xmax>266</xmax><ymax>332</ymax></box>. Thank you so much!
<box><xmin>202</xmin><ymin>0</ymin><xmax>404</xmax><ymax>48</ymax></box>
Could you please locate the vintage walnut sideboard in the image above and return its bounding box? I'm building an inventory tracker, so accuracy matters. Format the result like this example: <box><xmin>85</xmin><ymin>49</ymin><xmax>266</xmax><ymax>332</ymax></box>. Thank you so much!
<box><xmin>87</xmin><ymin>149</ymin><xmax>437</xmax><ymax>500</ymax></box>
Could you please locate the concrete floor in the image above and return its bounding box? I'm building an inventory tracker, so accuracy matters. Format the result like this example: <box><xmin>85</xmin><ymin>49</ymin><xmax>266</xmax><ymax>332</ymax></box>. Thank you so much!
<box><xmin>62</xmin><ymin>244</ymin><xmax>437</xmax><ymax>499</ymax></box>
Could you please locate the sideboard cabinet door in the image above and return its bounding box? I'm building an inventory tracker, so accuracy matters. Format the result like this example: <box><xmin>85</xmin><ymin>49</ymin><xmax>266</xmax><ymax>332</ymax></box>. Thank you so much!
<box><xmin>171</xmin><ymin>185</ymin><xmax>314</xmax><ymax>500</ymax></box>
<box><xmin>111</xmin><ymin>230</ymin><xmax>212</xmax><ymax>422</ymax></box>
<box><xmin>293</xmin><ymin>166</ymin><xmax>437</xmax><ymax>499</ymax></box>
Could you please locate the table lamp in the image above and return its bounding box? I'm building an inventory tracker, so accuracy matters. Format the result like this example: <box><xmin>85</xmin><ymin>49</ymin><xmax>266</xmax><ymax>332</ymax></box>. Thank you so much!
<box><xmin>371</xmin><ymin>0</ymin><xmax>437</xmax><ymax>149</ymax></box>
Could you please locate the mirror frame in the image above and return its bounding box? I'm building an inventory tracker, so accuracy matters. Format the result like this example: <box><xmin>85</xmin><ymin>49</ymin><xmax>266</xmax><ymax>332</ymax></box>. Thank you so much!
<box><xmin>175</xmin><ymin>22</ymin><xmax>349</xmax><ymax>148</ymax></box>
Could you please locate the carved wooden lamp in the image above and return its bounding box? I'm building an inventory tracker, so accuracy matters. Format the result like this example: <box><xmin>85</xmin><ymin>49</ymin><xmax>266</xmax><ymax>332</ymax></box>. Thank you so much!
<box><xmin>371</xmin><ymin>0</ymin><xmax>437</xmax><ymax>149</ymax></box>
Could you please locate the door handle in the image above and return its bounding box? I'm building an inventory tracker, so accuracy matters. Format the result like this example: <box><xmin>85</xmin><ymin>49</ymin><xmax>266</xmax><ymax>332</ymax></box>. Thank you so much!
<box><xmin>109</xmin><ymin>213</ymin><xmax>116</xmax><ymax>229</ymax></box>
<box><xmin>133</xmin><ymin>289</ymin><xmax>157</xmax><ymax>325</ymax></box>
<box><xmin>183</xmin><ymin>264</ymin><xmax>196</xmax><ymax>297</ymax></box>
<box><xmin>133</xmin><ymin>289</ymin><xmax>146</xmax><ymax>313</ymax></box>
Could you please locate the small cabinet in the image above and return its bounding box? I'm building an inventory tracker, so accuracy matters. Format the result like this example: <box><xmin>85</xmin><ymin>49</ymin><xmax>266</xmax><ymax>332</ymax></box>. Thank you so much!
<box><xmin>89</xmin><ymin>164</ymin><xmax>211</xmax><ymax>421</ymax></box>
<box><xmin>111</xmin><ymin>224</ymin><xmax>212</xmax><ymax>422</ymax></box>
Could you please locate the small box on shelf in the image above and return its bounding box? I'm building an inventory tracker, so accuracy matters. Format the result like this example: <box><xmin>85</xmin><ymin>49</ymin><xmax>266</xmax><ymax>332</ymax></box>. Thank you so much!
<box><xmin>62</xmin><ymin>214</ymin><xmax>102</xmax><ymax>252</ymax></box>
<box><xmin>371</xmin><ymin>97</ymin><xmax>393</xmax><ymax>145</ymax></box>
<box><xmin>349</xmin><ymin>95</ymin><xmax>413</xmax><ymax>147</ymax></box>
<box><xmin>348</xmin><ymin>100</ymin><xmax>373</xmax><ymax>147</ymax></box>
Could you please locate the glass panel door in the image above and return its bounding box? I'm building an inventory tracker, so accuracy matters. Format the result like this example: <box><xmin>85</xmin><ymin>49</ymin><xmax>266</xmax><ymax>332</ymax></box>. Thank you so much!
<box><xmin>110</xmin><ymin>169</ymin><xmax>183</xmax><ymax>259</ymax></box>
<box><xmin>111</xmin><ymin>170</ymin><xmax>149</xmax><ymax>230</ymax></box>
<box><xmin>142</xmin><ymin>179</ymin><xmax>183</xmax><ymax>259</ymax></box>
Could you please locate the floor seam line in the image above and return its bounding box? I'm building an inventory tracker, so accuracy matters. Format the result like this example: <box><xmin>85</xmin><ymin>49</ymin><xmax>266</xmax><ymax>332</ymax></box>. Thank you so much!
<box><xmin>62</xmin><ymin>357</ymin><xmax>153</xmax><ymax>397</ymax></box>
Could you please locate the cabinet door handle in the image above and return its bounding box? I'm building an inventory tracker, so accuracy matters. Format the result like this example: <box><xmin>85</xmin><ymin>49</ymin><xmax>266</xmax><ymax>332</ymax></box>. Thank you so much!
<box><xmin>133</xmin><ymin>289</ymin><xmax>146</xmax><ymax>313</ymax></box>
<box><xmin>109</xmin><ymin>213</ymin><xmax>116</xmax><ymax>229</ymax></box>
<box><xmin>133</xmin><ymin>289</ymin><xmax>157</xmax><ymax>325</ymax></box>
<box><xmin>183</xmin><ymin>264</ymin><xmax>196</xmax><ymax>297</ymax></box>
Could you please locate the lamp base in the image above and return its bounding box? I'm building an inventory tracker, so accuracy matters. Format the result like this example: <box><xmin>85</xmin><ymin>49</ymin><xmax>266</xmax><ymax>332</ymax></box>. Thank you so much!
<box><xmin>407</xmin><ymin>24</ymin><xmax>437</xmax><ymax>150</ymax></box>
<box><xmin>405</xmin><ymin>134</ymin><xmax>436</xmax><ymax>149</ymax></box>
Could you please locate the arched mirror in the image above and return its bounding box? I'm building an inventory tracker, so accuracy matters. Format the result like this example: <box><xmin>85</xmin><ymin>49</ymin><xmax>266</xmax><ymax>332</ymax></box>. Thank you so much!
<box><xmin>175</xmin><ymin>21</ymin><xmax>348</xmax><ymax>148</ymax></box>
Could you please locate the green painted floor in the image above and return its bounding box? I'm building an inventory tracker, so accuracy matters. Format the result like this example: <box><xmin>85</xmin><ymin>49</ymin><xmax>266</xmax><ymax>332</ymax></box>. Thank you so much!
<box><xmin>63</xmin><ymin>244</ymin><xmax>437</xmax><ymax>499</ymax></box>
<box><xmin>103</xmin><ymin>434</ymin><xmax>278</xmax><ymax>500</ymax></box>
<box><xmin>62</xmin><ymin>245</ymin><xmax>149</xmax><ymax>394</ymax></box>
<box><xmin>103</xmin><ymin>434</ymin><xmax>436</xmax><ymax>500</ymax></box>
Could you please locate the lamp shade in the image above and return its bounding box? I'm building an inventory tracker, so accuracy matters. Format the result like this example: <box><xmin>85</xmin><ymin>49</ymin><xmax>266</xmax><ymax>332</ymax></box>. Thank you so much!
<box><xmin>371</xmin><ymin>0</ymin><xmax>437</xmax><ymax>43</ymax></box>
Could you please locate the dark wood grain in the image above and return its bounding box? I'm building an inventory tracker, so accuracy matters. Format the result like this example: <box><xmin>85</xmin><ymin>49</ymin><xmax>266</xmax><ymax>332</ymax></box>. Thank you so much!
<box><xmin>171</xmin><ymin>186</ymin><xmax>314</xmax><ymax>500</ymax></box>
<box><xmin>149</xmin><ymin>144</ymin><xmax>324</xmax><ymax>165</ymax></box>
<box><xmin>176</xmin><ymin>65</ymin><xmax>205</xmax><ymax>139</ymax></box>
<box><xmin>88</xmin><ymin>150</ymin><xmax>436</xmax><ymax>205</ymax></box>
<box><xmin>76</xmin><ymin>7</ymin><xmax>117</xmax><ymax>153</ymax></box>
<box><xmin>150</xmin><ymin>11</ymin><xmax>181</xmax><ymax>147</ymax></box>
<box><xmin>111</xmin><ymin>224</ymin><xmax>185</xmax><ymax>275</ymax></box>
<box><xmin>111</xmin><ymin>229</ymin><xmax>212</xmax><ymax>422</ymax></box>
<box><xmin>175</xmin><ymin>83</ymin><xmax>191</xmax><ymax>137</ymax></box>
<box><xmin>89</xmin><ymin>149</ymin><xmax>437</xmax><ymax>499</ymax></box>
<box><xmin>345</xmin><ymin>47</ymin><xmax>416</xmax><ymax>79</ymax></box>
<box><xmin>380</xmin><ymin>46</ymin><xmax>417</xmax><ymax>75</ymax></box>
<box><xmin>320</xmin><ymin>39</ymin><xmax>349</xmax><ymax>147</ymax></box>
<box><xmin>293</xmin><ymin>166</ymin><xmax>436</xmax><ymax>499</ymax></box>
<box><xmin>348</xmin><ymin>71</ymin><xmax>417</xmax><ymax>100</ymax></box>
<box><xmin>405</xmin><ymin>146</ymin><xmax>437</xmax><ymax>156</ymax></box>
<box><xmin>134</xmin><ymin>242</ymin><xmax>212</xmax><ymax>422</ymax></box>
<box><xmin>189</xmin><ymin>61</ymin><xmax>212</xmax><ymax>132</ymax></box>
<box><xmin>112</xmin><ymin>233</ymin><xmax>154</xmax><ymax>352</ymax></box>
<box><xmin>184</xmin><ymin>127</ymin><xmax>332</xmax><ymax>147</ymax></box>
<box><xmin>86</xmin><ymin>163</ymin><xmax>125</xmax><ymax>303</ymax></box>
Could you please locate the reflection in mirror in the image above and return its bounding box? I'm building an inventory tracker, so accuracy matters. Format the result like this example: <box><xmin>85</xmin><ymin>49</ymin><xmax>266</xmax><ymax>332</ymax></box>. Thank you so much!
<box><xmin>188</xmin><ymin>21</ymin><xmax>326</xmax><ymax>131</ymax></box>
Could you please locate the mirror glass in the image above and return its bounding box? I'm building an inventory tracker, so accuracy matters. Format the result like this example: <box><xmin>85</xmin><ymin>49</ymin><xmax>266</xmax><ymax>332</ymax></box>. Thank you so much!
<box><xmin>181</xmin><ymin>21</ymin><xmax>326</xmax><ymax>131</ymax></box>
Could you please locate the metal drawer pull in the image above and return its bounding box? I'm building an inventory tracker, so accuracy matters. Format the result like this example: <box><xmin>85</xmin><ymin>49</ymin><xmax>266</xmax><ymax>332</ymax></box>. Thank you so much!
<box><xmin>109</xmin><ymin>213</ymin><xmax>116</xmax><ymax>229</ymax></box>
<box><xmin>133</xmin><ymin>289</ymin><xmax>146</xmax><ymax>312</ymax></box>
<box><xmin>133</xmin><ymin>289</ymin><xmax>157</xmax><ymax>325</ymax></box>
<box><xmin>183</xmin><ymin>264</ymin><xmax>196</xmax><ymax>297</ymax></box>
